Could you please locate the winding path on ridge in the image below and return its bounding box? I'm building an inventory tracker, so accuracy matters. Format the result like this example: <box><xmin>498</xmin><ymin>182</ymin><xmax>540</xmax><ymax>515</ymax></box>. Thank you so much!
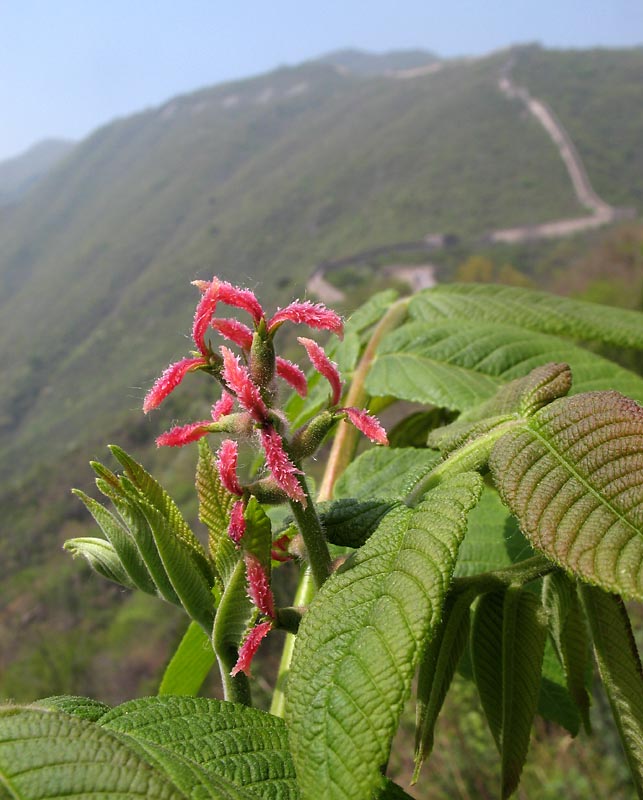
<box><xmin>309</xmin><ymin>56</ymin><xmax>634</xmax><ymax>301</ymax></box>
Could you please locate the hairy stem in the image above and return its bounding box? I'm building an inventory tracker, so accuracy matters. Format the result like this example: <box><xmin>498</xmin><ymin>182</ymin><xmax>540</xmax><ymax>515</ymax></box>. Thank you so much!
<box><xmin>289</xmin><ymin>475</ymin><xmax>332</xmax><ymax>588</ymax></box>
<box><xmin>406</xmin><ymin>420</ymin><xmax>520</xmax><ymax>506</ymax></box>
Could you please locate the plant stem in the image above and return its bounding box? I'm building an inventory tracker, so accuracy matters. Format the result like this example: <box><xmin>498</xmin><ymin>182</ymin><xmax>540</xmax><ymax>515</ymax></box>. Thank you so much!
<box><xmin>270</xmin><ymin>568</ymin><xmax>315</xmax><ymax>717</ymax></box>
<box><xmin>216</xmin><ymin>646</ymin><xmax>252</xmax><ymax>706</ymax></box>
<box><xmin>406</xmin><ymin>420</ymin><xmax>520</xmax><ymax>506</ymax></box>
<box><xmin>452</xmin><ymin>555</ymin><xmax>556</xmax><ymax>594</ymax></box>
<box><xmin>289</xmin><ymin>475</ymin><xmax>332</xmax><ymax>589</ymax></box>
<box><xmin>271</xmin><ymin>298</ymin><xmax>410</xmax><ymax>718</ymax></box>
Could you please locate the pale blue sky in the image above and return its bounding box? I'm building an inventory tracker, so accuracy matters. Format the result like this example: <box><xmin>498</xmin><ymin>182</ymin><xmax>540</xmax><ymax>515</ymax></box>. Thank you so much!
<box><xmin>1</xmin><ymin>0</ymin><xmax>642</xmax><ymax>161</ymax></box>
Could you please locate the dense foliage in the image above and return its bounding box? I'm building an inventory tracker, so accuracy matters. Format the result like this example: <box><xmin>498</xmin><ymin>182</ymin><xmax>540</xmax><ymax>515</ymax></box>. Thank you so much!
<box><xmin>3</xmin><ymin>281</ymin><xmax>643</xmax><ymax>799</ymax></box>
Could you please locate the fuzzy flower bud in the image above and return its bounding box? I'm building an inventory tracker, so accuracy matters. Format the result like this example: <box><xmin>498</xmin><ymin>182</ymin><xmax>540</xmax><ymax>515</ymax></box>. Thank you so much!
<box><xmin>211</xmin><ymin>318</ymin><xmax>254</xmax><ymax>350</ymax></box>
<box><xmin>216</xmin><ymin>439</ymin><xmax>243</xmax><ymax>496</ymax></box>
<box><xmin>268</xmin><ymin>301</ymin><xmax>343</xmax><ymax>339</ymax></box>
<box><xmin>276</xmin><ymin>357</ymin><xmax>308</xmax><ymax>397</ymax></box>
<box><xmin>290</xmin><ymin>410</ymin><xmax>336</xmax><ymax>460</ymax></box>
<box><xmin>297</xmin><ymin>337</ymin><xmax>342</xmax><ymax>406</ymax></box>
<box><xmin>245</xmin><ymin>553</ymin><xmax>276</xmax><ymax>619</ymax></box>
<box><xmin>221</xmin><ymin>346</ymin><xmax>268</xmax><ymax>423</ymax></box>
<box><xmin>230</xmin><ymin>621</ymin><xmax>273</xmax><ymax>676</ymax></box>
<box><xmin>192</xmin><ymin>279</ymin><xmax>219</xmax><ymax>355</ymax></box>
<box><xmin>143</xmin><ymin>356</ymin><xmax>207</xmax><ymax>413</ymax></box>
<box><xmin>260</xmin><ymin>427</ymin><xmax>306</xmax><ymax>506</ymax></box>
<box><xmin>228</xmin><ymin>499</ymin><xmax>246</xmax><ymax>545</ymax></box>
<box><xmin>343</xmin><ymin>407</ymin><xmax>389</xmax><ymax>445</ymax></box>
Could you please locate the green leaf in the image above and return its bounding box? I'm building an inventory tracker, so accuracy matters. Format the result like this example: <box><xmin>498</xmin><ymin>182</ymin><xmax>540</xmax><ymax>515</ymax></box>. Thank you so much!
<box><xmin>490</xmin><ymin>391</ymin><xmax>643</xmax><ymax>600</ymax></box>
<box><xmin>346</xmin><ymin>288</ymin><xmax>400</xmax><ymax>334</ymax></box>
<box><xmin>320</xmin><ymin>498</ymin><xmax>398</xmax><ymax>548</ymax></box>
<box><xmin>428</xmin><ymin>362</ymin><xmax>572</xmax><ymax>455</ymax></box>
<box><xmin>471</xmin><ymin>588</ymin><xmax>547</xmax><ymax>799</ymax></box>
<box><xmin>537</xmin><ymin>637</ymin><xmax>581</xmax><ymax>737</ymax></box>
<box><xmin>334</xmin><ymin>446</ymin><xmax>440</xmax><ymax>500</ymax></box>
<box><xmin>134</xmin><ymin>497</ymin><xmax>216</xmax><ymax>630</ymax></box>
<box><xmin>63</xmin><ymin>537</ymin><xmax>136</xmax><ymax>589</ymax></box>
<box><xmin>0</xmin><ymin>705</ymin><xmax>188</xmax><ymax>799</ymax></box>
<box><xmin>410</xmin><ymin>283</ymin><xmax>643</xmax><ymax>351</ymax></box>
<box><xmin>37</xmin><ymin>695</ymin><xmax>111</xmax><ymax>722</ymax></box>
<box><xmin>455</xmin><ymin>487</ymin><xmax>533</xmax><ymax>578</ymax></box>
<box><xmin>389</xmin><ymin>409</ymin><xmax>455</xmax><ymax>448</ymax></box>
<box><xmin>159</xmin><ymin>621</ymin><xmax>216</xmax><ymax>696</ymax></box>
<box><xmin>98</xmin><ymin>696</ymin><xmax>300</xmax><ymax>799</ymax></box>
<box><xmin>196</xmin><ymin>438</ymin><xmax>238</xmax><ymax>584</ymax></box>
<box><xmin>241</xmin><ymin>497</ymin><xmax>272</xmax><ymax>570</ymax></box>
<box><xmin>581</xmin><ymin>586</ymin><xmax>643</xmax><ymax>797</ymax></box>
<box><xmin>286</xmin><ymin>472</ymin><xmax>482</xmax><ymax>800</ymax></box>
<box><xmin>542</xmin><ymin>573</ymin><xmax>592</xmax><ymax>732</ymax></box>
<box><xmin>111</xmin><ymin>446</ymin><xmax>212</xmax><ymax>583</ymax></box>
<box><xmin>71</xmin><ymin>489</ymin><xmax>157</xmax><ymax>593</ymax></box>
<box><xmin>366</xmin><ymin>320</ymin><xmax>643</xmax><ymax>410</ymax></box>
<box><xmin>414</xmin><ymin>589</ymin><xmax>473</xmax><ymax>777</ymax></box>
<box><xmin>108</xmin><ymin>490</ymin><xmax>181</xmax><ymax>605</ymax></box>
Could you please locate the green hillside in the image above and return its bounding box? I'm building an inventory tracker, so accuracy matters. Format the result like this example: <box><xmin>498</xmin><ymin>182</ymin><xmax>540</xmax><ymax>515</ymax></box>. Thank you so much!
<box><xmin>513</xmin><ymin>45</ymin><xmax>643</xmax><ymax>208</ymax></box>
<box><xmin>0</xmin><ymin>138</ymin><xmax>75</xmax><ymax>206</ymax></box>
<box><xmin>1</xmin><ymin>46</ymin><xmax>642</xmax><ymax>707</ymax></box>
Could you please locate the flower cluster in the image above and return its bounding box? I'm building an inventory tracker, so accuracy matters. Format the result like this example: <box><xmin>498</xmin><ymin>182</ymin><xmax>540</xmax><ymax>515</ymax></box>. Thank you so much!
<box><xmin>143</xmin><ymin>277</ymin><xmax>388</xmax><ymax>674</ymax></box>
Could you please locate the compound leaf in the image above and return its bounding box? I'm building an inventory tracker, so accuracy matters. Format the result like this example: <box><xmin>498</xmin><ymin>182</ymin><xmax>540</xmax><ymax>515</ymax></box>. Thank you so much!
<box><xmin>491</xmin><ymin>391</ymin><xmax>643</xmax><ymax>600</ymax></box>
<box><xmin>286</xmin><ymin>473</ymin><xmax>482</xmax><ymax>800</ymax></box>
<box><xmin>410</xmin><ymin>284</ymin><xmax>643</xmax><ymax>351</ymax></box>
<box><xmin>159</xmin><ymin>621</ymin><xmax>216</xmax><ymax>697</ymax></box>
<box><xmin>581</xmin><ymin>586</ymin><xmax>643</xmax><ymax>797</ymax></box>
<box><xmin>367</xmin><ymin>321</ymin><xmax>643</xmax><ymax>411</ymax></box>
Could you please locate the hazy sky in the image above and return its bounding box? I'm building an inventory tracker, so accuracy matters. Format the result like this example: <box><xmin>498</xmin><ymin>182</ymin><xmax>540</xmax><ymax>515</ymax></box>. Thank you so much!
<box><xmin>2</xmin><ymin>0</ymin><xmax>642</xmax><ymax>161</ymax></box>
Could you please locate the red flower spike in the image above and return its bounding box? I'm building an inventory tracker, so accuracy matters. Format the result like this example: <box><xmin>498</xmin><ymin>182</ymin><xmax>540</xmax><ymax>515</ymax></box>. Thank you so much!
<box><xmin>228</xmin><ymin>499</ymin><xmax>246</xmax><ymax>545</ymax></box>
<box><xmin>268</xmin><ymin>301</ymin><xmax>344</xmax><ymax>339</ymax></box>
<box><xmin>156</xmin><ymin>420</ymin><xmax>212</xmax><ymax>447</ymax></box>
<box><xmin>218</xmin><ymin>281</ymin><xmax>264</xmax><ymax>325</ymax></box>
<box><xmin>230</xmin><ymin>621</ymin><xmax>273</xmax><ymax>677</ymax></box>
<box><xmin>245</xmin><ymin>553</ymin><xmax>276</xmax><ymax>619</ymax></box>
<box><xmin>260</xmin><ymin>427</ymin><xmax>306</xmax><ymax>506</ymax></box>
<box><xmin>143</xmin><ymin>356</ymin><xmax>207</xmax><ymax>413</ymax></box>
<box><xmin>276</xmin><ymin>357</ymin><xmax>308</xmax><ymax>397</ymax></box>
<box><xmin>271</xmin><ymin>533</ymin><xmax>292</xmax><ymax>563</ymax></box>
<box><xmin>212</xmin><ymin>318</ymin><xmax>254</xmax><ymax>350</ymax></box>
<box><xmin>211</xmin><ymin>392</ymin><xmax>235</xmax><ymax>422</ymax></box>
<box><xmin>221</xmin><ymin>346</ymin><xmax>268</xmax><ymax>423</ymax></box>
<box><xmin>192</xmin><ymin>279</ymin><xmax>219</xmax><ymax>355</ymax></box>
<box><xmin>297</xmin><ymin>337</ymin><xmax>342</xmax><ymax>406</ymax></box>
<box><xmin>191</xmin><ymin>279</ymin><xmax>210</xmax><ymax>292</ymax></box>
<box><xmin>344</xmin><ymin>407</ymin><xmax>389</xmax><ymax>445</ymax></box>
<box><xmin>216</xmin><ymin>439</ymin><xmax>243</xmax><ymax>496</ymax></box>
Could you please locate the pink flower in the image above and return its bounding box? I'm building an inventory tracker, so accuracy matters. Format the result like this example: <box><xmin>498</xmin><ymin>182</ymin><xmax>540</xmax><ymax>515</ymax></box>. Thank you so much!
<box><xmin>228</xmin><ymin>499</ymin><xmax>246</xmax><ymax>545</ymax></box>
<box><xmin>143</xmin><ymin>356</ymin><xmax>207</xmax><ymax>413</ymax></box>
<box><xmin>260</xmin><ymin>427</ymin><xmax>306</xmax><ymax>506</ymax></box>
<box><xmin>221</xmin><ymin>346</ymin><xmax>268</xmax><ymax>423</ymax></box>
<box><xmin>212</xmin><ymin>318</ymin><xmax>254</xmax><ymax>350</ymax></box>
<box><xmin>192</xmin><ymin>279</ymin><xmax>219</xmax><ymax>355</ymax></box>
<box><xmin>276</xmin><ymin>357</ymin><xmax>308</xmax><ymax>397</ymax></box>
<box><xmin>271</xmin><ymin>533</ymin><xmax>292</xmax><ymax>563</ymax></box>
<box><xmin>211</xmin><ymin>392</ymin><xmax>235</xmax><ymax>422</ymax></box>
<box><xmin>268</xmin><ymin>301</ymin><xmax>343</xmax><ymax>339</ymax></box>
<box><xmin>297</xmin><ymin>337</ymin><xmax>342</xmax><ymax>406</ymax></box>
<box><xmin>193</xmin><ymin>278</ymin><xmax>264</xmax><ymax>324</ymax></box>
<box><xmin>216</xmin><ymin>439</ymin><xmax>243</xmax><ymax>496</ymax></box>
<box><xmin>245</xmin><ymin>553</ymin><xmax>275</xmax><ymax>619</ymax></box>
<box><xmin>218</xmin><ymin>281</ymin><xmax>264</xmax><ymax>324</ymax></box>
<box><xmin>343</xmin><ymin>407</ymin><xmax>389</xmax><ymax>445</ymax></box>
<box><xmin>155</xmin><ymin>420</ymin><xmax>213</xmax><ymax>447</ymax></box>
<box><xmin>230</xmin><ymin>621</ymin><xmax>273</xmax><ymax>677</ymax></box>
